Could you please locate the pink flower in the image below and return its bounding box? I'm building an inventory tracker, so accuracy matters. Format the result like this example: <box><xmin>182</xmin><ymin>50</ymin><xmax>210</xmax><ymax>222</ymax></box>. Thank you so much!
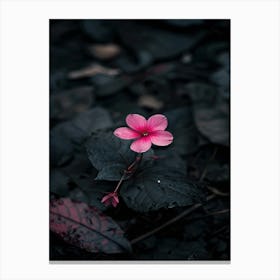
<box><xmin>101</xmin><ymin>192</ymin><xmax>119</xmax><ymax>207</ymax></box>
<box><xmin>114</xmin><ymin>114</ymin><xmax>174</xmax><ymax>153</ymax></box>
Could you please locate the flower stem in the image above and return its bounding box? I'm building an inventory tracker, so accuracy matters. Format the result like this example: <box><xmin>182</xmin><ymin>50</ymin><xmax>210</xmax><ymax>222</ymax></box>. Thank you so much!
<box><xmin>113</xmin><ymin>172</ymin><xmax>127</xmax><ymax>193</ymax></box>
<box><xmin>127</xmin><ymin>153</ymin><xmax>143</xmax><ymax>171</ymax></box>
<box><xmin>113</xmin><ymin>153</ymin><xmax>143</xmax><ymax>193</ymax></box>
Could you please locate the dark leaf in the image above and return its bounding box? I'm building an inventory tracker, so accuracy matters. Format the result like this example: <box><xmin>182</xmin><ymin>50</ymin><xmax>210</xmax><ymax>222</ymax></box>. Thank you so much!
<box><xmin>139</xmin><ymin>237</ymin><xmax>209</xmax><ymax>260</ymax></box>
<box><xmin>152</xmin><ymin>148</ymin><xmax>188</xmax><ymax>172</ymax></box>
<box><xmin>86</xmin><ymin>132</ymin><xmax>154</xmax><ymax>181</ymax></box>
<box><xmin>50</xmin><ymin>86</ymin><xmax>94</xmax><ymax>120</ymax></box>
<box><xmin>184</xmin><ymin>83</ymin><xmax>229</xmax><ymax>146</ymax></box>
<box><xmin>115</xmin><ymin>21</ymin><xmax>202</xmax><ymax>61</ymax></box>
<box><xmin>50</xmin><ymin>107</ymin><xmax>113</xmax><ymax>166</ymax></box>
<box><xmin>61</xmin><ymin>151</ymin><xmax>97</xmax><ymax>179</ymax></box>
<box><xmin>183</xmin><ymin>218</ymin><xmax>209</xmax><ymax>240</ymax></box>
<box><xmin>50</xmin><ymin>198</ymin><xmax>132</xmax><ymax>254</ymax></box>
<box><xmin>94</xmin><ymin>163</ymin><xmax>127</xmax><ymax>181</ymax></box>
<box><xmin>184</xmin><ymin>82</ymin><xmax>218</xmax><ymax>106</ymax></box>
<box><xmin>81</xmin><ymin>20</ymin><xmax>115</xmax><ymax>43</ymax></box>
<box><xmin>164</xmin><ymin>19</ymin><xmax>204</xmax><ymax>27</ymax></box>
<box><xmin>113</xmin><ymin>51</ymin><xmax>153</xmax><ymax>73</ymax></box>
<box><xmin>205</xmin><ymin>162</ymin><xmax>229</xmax><ymax>183</ymax></box>
<box><xmin>66</xmin><ymin>176</ymin><xmax>116</xmax><ymax>211</ymax></box>
<box><xmin>50</xmin><ymin>169</ymin><xmax>70</xmax><ymax>196</ymax></box>
<box><xmin>193</xmin><ymin>105</ymin><xmax>229</xmax><ymax>146</ymax></box>
<box><xmin>211</xmin><ymin>52</ymin><xmax>230</xmax><ymax>99</ymax></box>
<box><xmin>165</xmin><ymin>107</ymin><xmax>202</xmax><ymax>156</ymax></box>
<box><xmin>93</xmin><ymin>75</ymin><xmax>133</xmax><ymax>97</ymax></box>
<box><xmin>121</xmin><ymin>166</ymin><xmax>204</xmax><ymax>212</ymax></box>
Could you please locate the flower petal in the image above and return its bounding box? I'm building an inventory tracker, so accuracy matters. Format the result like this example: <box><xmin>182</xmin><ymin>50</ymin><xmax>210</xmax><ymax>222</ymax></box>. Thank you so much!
<box><xmin>126</xmin><ymin>114</ymin><xmax>147</xmax><ymax>132</ymax></box>
<box><xmin>112</xmin><ymin>195</ymin><xmax>119</xmax><ymax>207</ymax></box>
<box><xmin>150</xmin><ymin>130</ymin><xmax>173</xmax><ymax>146</ymax></box>
<box><xmin>101</xmin><ymin>193</ymin><xmax>112</xmax><ymax>202</ymax></box>
<box><xmin>114</xmin><ymin>127</ymin><xmax>141</xmax><ymax>140</ymax></box>
<box><xmin>130</xmin><ymin>136</ymin><xmax>152</xmax><ymax>153</ymax></box>
<box><xmin>112</xmin><ymin>193</ymin><xmax>119</xmax><ymax>203</ymax></box>
<box><xmin>101</xmin><ymin>194</ymin><xmax>111</xmax><ymax>206</ymax></box>
<box><xmin>147</xmin><ymin>114</ymin><xmax>168</xmax><ymax>132</ymax></box>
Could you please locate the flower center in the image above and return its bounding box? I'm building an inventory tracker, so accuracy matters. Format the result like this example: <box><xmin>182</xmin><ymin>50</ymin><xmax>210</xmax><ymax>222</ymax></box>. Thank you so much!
<box><xmin>142</xmin><ymin>132</ymin><xmax>149</xmax><ymax>136</ymax></box>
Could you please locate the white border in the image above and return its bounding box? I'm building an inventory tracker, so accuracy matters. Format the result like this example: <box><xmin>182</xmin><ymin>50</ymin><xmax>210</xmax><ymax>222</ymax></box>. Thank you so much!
<box><xmin>1</xmin><ymin>0</ymin><xmax>279</xmax><ymax>279</ymax></box>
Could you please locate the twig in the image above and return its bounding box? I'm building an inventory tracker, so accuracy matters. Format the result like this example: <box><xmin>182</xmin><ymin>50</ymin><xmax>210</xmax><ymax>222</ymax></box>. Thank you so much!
<box><xmin>184</xmin><ymin>208</ymin><xmax>229</xmax><ymax>222</ymax></box>
<box><xmin>207</xmin><ymin>186</ymin><xmax>229</xmax><ymax>197</ymax></box>
<box><xmin>130</xmin><ymin>194</ymin><xmax>216</xmax><ymax>245</ymax></box>
<box><xmin>210</xmin><ymin>225</ymin><xmax>229</xmax><ymax>237</ymax></box>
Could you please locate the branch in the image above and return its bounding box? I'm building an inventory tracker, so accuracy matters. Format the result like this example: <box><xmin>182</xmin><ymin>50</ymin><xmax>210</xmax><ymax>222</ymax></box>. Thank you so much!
<box><xmin>130</xmin><ymin>194</ymin><xmax>216</xmax><ymax>245</ymax></box>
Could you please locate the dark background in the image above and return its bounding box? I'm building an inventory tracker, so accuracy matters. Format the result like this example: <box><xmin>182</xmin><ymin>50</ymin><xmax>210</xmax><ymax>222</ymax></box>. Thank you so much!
<box><xmin>50</xmin><ymin>19</ymin><xmax>230</xmax><ymax>260</ymax></box>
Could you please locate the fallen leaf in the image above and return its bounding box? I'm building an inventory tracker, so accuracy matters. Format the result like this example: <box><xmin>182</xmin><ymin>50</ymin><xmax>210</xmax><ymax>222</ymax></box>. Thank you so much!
<box><xmin>88</xmin><ymin>43</ymin><xmax>121</xmax><ymax>60</ymax></box>
<box><xmin>68</xmin><ymin>64</ymin><xmax>120</xmax><ymax>79</ymax></box>
<box><xmin>138</xmin><ymin>94</ymin><xmax>164</xmax><ymax>110</ymax></box>
<box><xmin>50</xmin><ymin>198</ymin><xmax>132</xmax><ymax>254</ymax></box>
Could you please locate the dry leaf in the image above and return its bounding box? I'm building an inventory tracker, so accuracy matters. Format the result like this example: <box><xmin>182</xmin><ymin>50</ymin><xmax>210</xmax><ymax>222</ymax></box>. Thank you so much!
<box><xmin>68</xmin><ymin>64</ymin><xmax>120</xmax><ymax>79</ymax></box>
<box><xmin>138</xmin><ymin>94</ymin><xmax>164</xmax><ymax>110</ymax></box>
<box><xmin>88</xmin><ymin>44</ymin><xmax>121</xmax><ymax>60</ymax></box>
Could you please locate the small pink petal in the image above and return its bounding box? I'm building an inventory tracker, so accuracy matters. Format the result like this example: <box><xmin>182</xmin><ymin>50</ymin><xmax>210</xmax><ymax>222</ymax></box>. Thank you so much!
<box><xmin>101</xmin><ymin>197</ymin><xmax>110</xmax><ymax>206</ymax></box>
<box><xmin>147</xmin><ymin>114</ymin><xmax>168</xmax><ymax>132</ymax></box>
<box><xmin>112</xmin><ymin>193</ymin><xmax>119</xmax><ymax>204</ymax></box>
<box><xmin>150</xmin><ymin>130</ymin><xmax>173</xmax><ymax>146</ymax></box>
<box><xmin>101</xmin><ymin>193</ymin><xmax>111</xmax><ymax>203</ymax></box>
<box><xmin>101</xmin><ymin>192</ymin><xmax>119</xmax><ymax>207</ymax></box>
<box><xmin>112</xmin><ymin>196</ymin><xmax>119</xmax><ymax>207</ymax></box>
<box><xmin>126</xmin><ymin>114</ymin><xmax>147</xmax><ymax>132</ymax></box>
<box><xmin>130</xmin><ymin>136</ymin><xmax>152</xmax><ymax>153</ymax></box>
<box><xmin>114</xmin><ymin>127</ymin><xmax>141</xmax><ymax>140</ymax></box>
